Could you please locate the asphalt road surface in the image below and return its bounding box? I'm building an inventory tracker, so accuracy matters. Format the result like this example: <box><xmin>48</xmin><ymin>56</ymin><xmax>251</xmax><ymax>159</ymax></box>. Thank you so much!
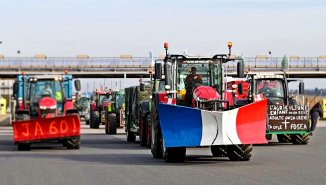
<box><xmin>1</xmin><ymin>121</ymin><xmax>326</xmax><ymax>185</ymax></box>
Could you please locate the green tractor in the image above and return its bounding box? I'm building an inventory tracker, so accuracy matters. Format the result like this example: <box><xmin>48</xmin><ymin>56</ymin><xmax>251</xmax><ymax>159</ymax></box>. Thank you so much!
<box><xmin>104</xmin><ymin>90</ymin><xmax>126</xmax><ymax>135</ymax></box>
<box><xmin>75</xmin><ymin>93</ymin><xmax>91</xmax><ymax>125</ymax></box>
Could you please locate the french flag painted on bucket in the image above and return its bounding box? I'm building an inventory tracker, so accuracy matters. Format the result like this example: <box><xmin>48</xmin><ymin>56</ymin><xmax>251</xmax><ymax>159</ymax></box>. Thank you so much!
<box><xmin>158</xmin><ymin>99</ymin><xmax>268</xmax><ymax>147</ymax></box>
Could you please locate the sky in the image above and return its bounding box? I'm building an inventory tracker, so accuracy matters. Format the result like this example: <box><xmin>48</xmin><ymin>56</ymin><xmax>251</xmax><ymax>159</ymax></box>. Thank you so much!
<box><xmin>0</xmin><ymin>0</ymin><xmax>326</xmax><ymax>90</ymax></box>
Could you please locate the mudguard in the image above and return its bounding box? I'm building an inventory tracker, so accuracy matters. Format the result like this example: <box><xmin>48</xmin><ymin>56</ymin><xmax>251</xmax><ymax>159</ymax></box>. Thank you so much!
<box><xmin>12</xmin><ymin>115</ymin><xmax>80</xmax><ymax>143</ymax></box>
<box><xmin>158</xmin><ymin>100</ymin><xmax>268</xmax><ymax>147</ymax></box>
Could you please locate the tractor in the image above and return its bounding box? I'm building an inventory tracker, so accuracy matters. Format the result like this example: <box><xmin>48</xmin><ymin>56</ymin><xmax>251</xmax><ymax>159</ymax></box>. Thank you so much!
<box><xmin>12</xmin><ymin>74</ymin><xmax>81</xmax><ymax>151</ymax></box>
<box><xmin>245</xmin><ymin>73</ymin><xmax>310</xmax><ymax>144</ymax></box>
<box><xmin>75</xmin><ymin>92</ymin><xmax>91</xmax><ymax>125</ymax></box>
<box><xmin>89</xmin><ymin>89</ymin><xmax>113</xmax><ymax>129</ymax></box>
<box><xmin>104</xmin><ymin>89</ymin><xmax>126</xmax><ymax>135</ymax></box>
<box><xmin>149</xmin><ymin>42</ymin><xmax>268</xmax><ymax>162</ymax></box>
<box><xmin>125</xmin><ymin>84</ymin><xmax>152</xmax><ymax>143</ymax></box>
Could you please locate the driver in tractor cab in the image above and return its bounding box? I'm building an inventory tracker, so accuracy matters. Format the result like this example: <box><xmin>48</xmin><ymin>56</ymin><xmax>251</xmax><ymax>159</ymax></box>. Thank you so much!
<box><xmin>42</xmin><ymin>83</ymin><xmax>53</xmax><ymax>97</ymax></box>
<box><xmin>184</xmin><ymin>67</ymin><xmax>203</xmax><ymax>106</ymax></box>
<box><xmin>258</xmin><ymin>82</ymin><xmax>272</xmax><ymax>94</ymax></box>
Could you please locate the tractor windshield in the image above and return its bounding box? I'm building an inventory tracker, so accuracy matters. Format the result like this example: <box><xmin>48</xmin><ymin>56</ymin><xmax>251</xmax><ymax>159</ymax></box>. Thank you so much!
<box><xmin>76</xmin><ymin>97</ymin><xmax>90</xmax><ymax>111</ymax></box>
<box><xmin>28</xmin><ymin>79</ymin><xmax>64</xmax><ymax>116</ymax></box>
<box><xmin>115</xmin><ymin>91</ymin><xmax>125</xmax><ymax>109</ymax></box>
<box><xmin>256</xmin><ymin>79</ymin><xmax>285</xmax><ymax>100</ymax></box>
<box><xmin>175</xmin><ymin>60</ymin><xmax>222</xmax><ymax>105</ymax></box>
<box><xmin>177</xmin><ymin>61</ymin><xmax>221</xmax><ymax>90</ymax></box>
<box><xmin>99</xmin><ymin>94</ymin><xmax>112</xmax><ymax>106</ymax></box>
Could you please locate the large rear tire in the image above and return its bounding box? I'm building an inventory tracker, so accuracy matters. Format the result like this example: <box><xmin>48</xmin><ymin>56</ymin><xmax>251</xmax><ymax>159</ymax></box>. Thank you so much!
<box><xmin>105</xmin><ymin>113</ymin><xmax>117</xmax><ymax>135</ymax></box>
<box><xmin>17</xmin><ymin>143</ymin><xmax>31</xmax><ymax>151</ymax></box>
<box><xmin>126</xmin><ymin>124</ymin><xmax>136</xmax><ymax>142</ymax></box>
<box><xmin>291</xmin><ymin>134</ymin><xmax>309</xmax><ymax>145</ymax></box>
<box><xmin>277</xmin><ymin>134</ymin><xmax>291</xmax><ymax>143</ymax></box>
<box><xmin>163</xmin><ymin>147</ymin><xmax>186</xmax><ymax>163</ymax></box>
<box><xmin>139</xmin><ymin>114</ymin><xmax>147</xmax><ymax>147</ymax></box>
<box><xmin>227</xmin><ymin>144</ymin><xmax>252</xmax><ymax>161</ymax></box>
<box><xmin>146</xmin><ymin>114</ymin><xmax>152</xmax><ymax>148</ymax></box>
<box><xmin>211</xmin><ymin>145</ymin><xmax>228</xmax><ymax>157</ymax></box>
<box><xmin>90</xmin><ymin>111</ymin><xmax>100</xmax><ymax>129</ymax></box>
<box><xmin>151</xmin><ymin>111</ymin><xmax>163</xmax><ymax>159</ymax></box>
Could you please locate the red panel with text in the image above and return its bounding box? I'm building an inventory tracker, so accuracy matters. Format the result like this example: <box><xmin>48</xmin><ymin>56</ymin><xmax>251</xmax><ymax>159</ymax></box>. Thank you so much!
<box><xmin>12</xmin><ymin>115</ymin><xmax>80</xmax><ymax>143</ymax></box>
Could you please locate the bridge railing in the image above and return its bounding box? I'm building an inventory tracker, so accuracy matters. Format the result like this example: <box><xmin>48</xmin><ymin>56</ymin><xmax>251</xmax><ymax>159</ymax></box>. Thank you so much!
<box><xmin>224</xmin><ymin>57</ymin><xmax>326</xmax><ymax>69</ymax></box>
<box><xmin>1</xmin><ymin>57</ymin><xmax>326</xmax><ymax>71</ymax></box>
<box><xmin>0</xmin><ymin>57</ymin><xmax>153</xmax><ymax>70</ymax></box>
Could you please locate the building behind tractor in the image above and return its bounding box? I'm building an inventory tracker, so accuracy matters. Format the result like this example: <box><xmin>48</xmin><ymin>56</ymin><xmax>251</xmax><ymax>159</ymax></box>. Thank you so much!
<box><xmin>125</xmin><ymin>84</ymin><xmax>152</xmax><ymax>143</ymax></box>
<box><xmin>12</xmin><ymin>74</ymin><xmax>81</xmax><ymax>151</ymax></box>
<box><xmin>148</xmin><ymin>42</ymin><xmax>268</xmax><ymax>162</ymax></box>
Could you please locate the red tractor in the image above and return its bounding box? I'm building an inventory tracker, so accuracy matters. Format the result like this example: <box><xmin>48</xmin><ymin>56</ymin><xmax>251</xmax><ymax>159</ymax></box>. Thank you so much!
<box><xmin>149</xmin><ymin>43</ymin><xmax>268</xmax><ymax>162</ymax></box>
<box><xmin>89</xmin><ymin>89</ymin><xmax>114</xmax><ymax>129</ymax></box>
<box><xmin>12</xmin><ymin>74</ymin><xmax>81</xmax><ymax>151</ymax></box>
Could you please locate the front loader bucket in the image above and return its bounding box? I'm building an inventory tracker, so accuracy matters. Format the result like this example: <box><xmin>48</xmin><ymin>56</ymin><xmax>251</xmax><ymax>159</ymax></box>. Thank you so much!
<box><xmin>12</xmin><ymin>115</ymin><xmax>80</xmax><ymax>143</ymax></box>
<box><xmin>158</xmin><ymin>100</ymin><xmax>268</xmax><ymax>148</ymax></box>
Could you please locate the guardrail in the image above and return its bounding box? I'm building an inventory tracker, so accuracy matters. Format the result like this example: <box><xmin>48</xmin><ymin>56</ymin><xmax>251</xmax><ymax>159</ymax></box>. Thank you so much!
<box><xmin>1</xmin><ymin>57</ymin><xmax>326</xmax><ymax>72</ymax></box>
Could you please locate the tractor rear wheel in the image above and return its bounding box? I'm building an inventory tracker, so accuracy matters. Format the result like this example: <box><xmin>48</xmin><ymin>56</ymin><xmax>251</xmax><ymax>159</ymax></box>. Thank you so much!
<box><xmin>64</xmin><ymin>137</ymin><xmax>80</xmax><ymax>149</ymax></box>
<box><xmin>227</xmin><ymin>144</ymin><xmax>252</xmax><ymax>161</ymax></box>
<box><xmin>90</xmin><ymin>111</ymin><xmax>100</xmax><ymax>129</ymax></box>
<box><xmin>163</xmin><ymin>147</ymin><xmax>186</xmax><ymax>163</ymax></box>
<box><xmin>265</xmin><ymin>134</ymin><xmax>272</xmax><ymax>140</ymax></box>
<box><xmin>126</xmin><ymin>124</ymin><xmax>136</xmax><ymax>142</ymax></box>
<box><xmin>151</xmin><ymin>112</ymin><xmax>163</xmax><ymax>158</ymax></box>
<box><xmin>146</xmin><ymin>114</ymin><xmax>152</xmax><ymax>148</ymax></box>
<box><xmin>17</xmin><ymin>143</ymin><xmax>31</xmax><ymax>151</ymax></box>
<box><xmin>139</xmin><ymin>115</ymin><xmax>147</xmax><ymax>147</ymax></box>
<box><xmin>105</xmin><ymin>113</ymin><xmax>117</xmax><ymax>135</ymax></box>
<box><xmin>291</xmin><ymin>134</ymin><xmax>309</xmax><ymax>145</ymax></box>
<box><xmin>277</xmin><ymin>134</ymin><xmax>291</xmax><ymax>143</ymax></box>
<box><xmin>211</xmin><ymin>145</ymin><xmax>228</xmax><ymax>157</ymax></box>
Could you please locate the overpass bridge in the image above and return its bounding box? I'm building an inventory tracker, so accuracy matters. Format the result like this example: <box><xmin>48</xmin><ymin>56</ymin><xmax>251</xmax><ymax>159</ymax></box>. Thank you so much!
<box><xmin>0</xmin><ymin>56</ymin><xmax>326</xmax><ymax>78</ymax></box>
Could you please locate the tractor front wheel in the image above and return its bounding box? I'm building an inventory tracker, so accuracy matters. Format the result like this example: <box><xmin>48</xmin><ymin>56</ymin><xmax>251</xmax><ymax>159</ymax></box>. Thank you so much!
<box><xmin>151</xmin><ymin>112</ymin><xmax>163</xmax><ymax>159</ymax></box>
<box><xmin>64</xmin><ymin>137</ymin><xmax>80</xmax><ymax>149</ymax></box>
<box><xmin>17</xmin><ymin>143</ymin><xmax>31</xmax><ymax>151</ymax></box>
<box><xmin>227</xmin><ymin>144</ymin><xmax>253</xmax><ymax>161</ymax></box>
<box><xmin>277</xmin><ymin>134</ymin><xmax>291</xmax><ymax>143</ymax></box>
<box><xmin>211</xmin><ymin>145</ymin><xmax>228</xmax><ymax>157</ymax></box>
<box><xmin>163</xmin><ymin>147</ymin><xmax>186</xmax><ymax>163</ymax></box>
<box><xmin>291</xmin><ymin>134</ymin><xmax>309</xmax><ymax>145</ymax></box>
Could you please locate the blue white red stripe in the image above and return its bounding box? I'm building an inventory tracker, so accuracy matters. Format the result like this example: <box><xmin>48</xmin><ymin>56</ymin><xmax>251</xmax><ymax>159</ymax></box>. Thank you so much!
<box><xmin>158</xmin><ymin>99</ymin><xmax>268</xmax><ymax>147</ymax></box>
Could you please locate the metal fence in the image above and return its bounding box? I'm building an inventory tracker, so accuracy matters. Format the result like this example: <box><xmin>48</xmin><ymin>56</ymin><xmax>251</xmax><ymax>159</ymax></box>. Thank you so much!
<box><xmin>1</xmin><ymin>57</ymin><xmax>326</xmax><ymax>71</ymax></box>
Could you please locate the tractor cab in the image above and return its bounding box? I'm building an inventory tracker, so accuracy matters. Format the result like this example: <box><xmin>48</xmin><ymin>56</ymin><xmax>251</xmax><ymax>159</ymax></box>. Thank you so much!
<box><xmin>27</xmin><ymin>76</ymin><xmax>65</xmax><ymax>118</ymax></box>
<box><xmin>157</xmin><ymin>54</ymin><xmax>244</xmax><ymax>110</ymax></box>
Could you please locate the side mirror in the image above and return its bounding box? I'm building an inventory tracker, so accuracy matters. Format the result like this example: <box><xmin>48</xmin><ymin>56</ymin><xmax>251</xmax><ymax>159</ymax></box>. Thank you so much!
<box><xmin>75</xmin><ymin>80</ymin><xmax>81</xmax><ymax>91</ymax></box>
<box><xmin>299</xmin><ymin>81</ymin><xmax>304</xmax><ymax>94</ymax></box>
<box><xmin>237</xmin><ymin>60</ymin><xmax>245</xmax><ymax>78</ymax></box>
<box><xmin>164</xmin><ymin>62</ymin><xmax>172</xmax><ymax>86</ymax></box>
<box><xmin>140</xmin><ymin>83</ymin><xmax>145</xmax><ymax>91</ymax></box>
<box><xmin>154</xmin><ymin>63</ymin><xmax>162</xmax><ymax>80</ymax></box>
<box><xmin>238</xmin><ymin>83</ymin><xmax>243</xmax><ymax>95</ymax></box>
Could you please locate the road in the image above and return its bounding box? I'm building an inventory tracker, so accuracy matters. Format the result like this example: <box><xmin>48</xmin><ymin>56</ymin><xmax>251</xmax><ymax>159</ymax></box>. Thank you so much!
<box><xmin>1</xmin><ymin>121</ymin><xmax>326</xmax><ymax>185</ymax></box>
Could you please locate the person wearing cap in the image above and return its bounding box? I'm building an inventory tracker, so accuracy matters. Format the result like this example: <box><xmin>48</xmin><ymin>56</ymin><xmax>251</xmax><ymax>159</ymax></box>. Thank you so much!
<box><xmin>258</xmin><ymin>82</ymin><xmax>271</xmax><ymax>94</ymax></box>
